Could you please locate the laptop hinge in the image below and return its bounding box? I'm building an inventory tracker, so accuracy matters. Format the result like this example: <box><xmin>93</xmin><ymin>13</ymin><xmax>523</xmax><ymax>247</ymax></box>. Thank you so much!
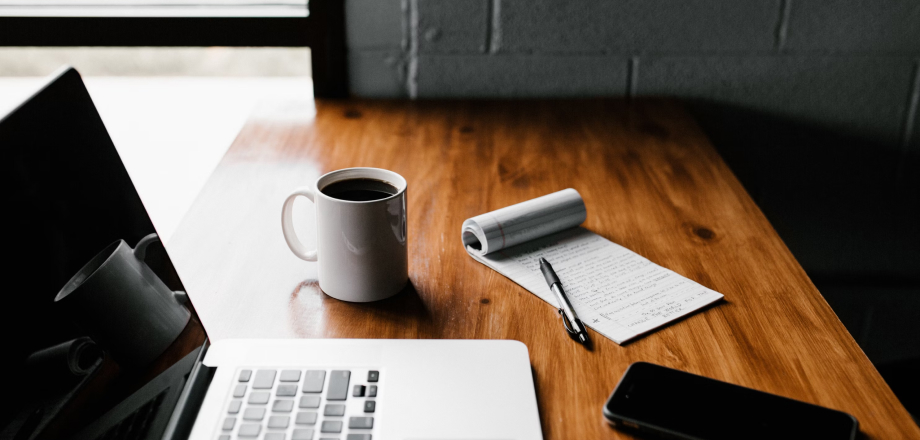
<box><xmin>161</xmin><ymin>339</ymin><xmax>215</xmax><ymax>440</ymax></box>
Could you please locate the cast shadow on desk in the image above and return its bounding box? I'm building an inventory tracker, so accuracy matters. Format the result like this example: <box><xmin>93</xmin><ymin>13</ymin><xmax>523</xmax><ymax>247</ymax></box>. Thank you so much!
<box><xmin>577</xmin><ymin>332</ymin><xmax>595</xmax><ymax>352</ymax></box>
<box><xmin>685</xmin><ymin>100</ymin><xmax>920</xmax><ymax>419</ymax></box>
<box><xmin>288</xmin><ymin>280</ymin><xmax>434</xmax><ymax>338</ymax></box>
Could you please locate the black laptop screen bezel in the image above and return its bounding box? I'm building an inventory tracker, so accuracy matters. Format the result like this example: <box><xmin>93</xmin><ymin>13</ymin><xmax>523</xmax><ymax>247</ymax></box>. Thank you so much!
<box><xmin>0</xmin><ymin>67</ymin><xmax>208</xmax><ymax>440</ymax></box>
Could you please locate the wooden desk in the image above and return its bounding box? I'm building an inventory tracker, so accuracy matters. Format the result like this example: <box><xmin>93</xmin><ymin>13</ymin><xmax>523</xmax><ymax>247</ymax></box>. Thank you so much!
<box><xmin>169</xmin><ymin>99</ymin><xmax>920</xmax><ymax>439</ymax></box>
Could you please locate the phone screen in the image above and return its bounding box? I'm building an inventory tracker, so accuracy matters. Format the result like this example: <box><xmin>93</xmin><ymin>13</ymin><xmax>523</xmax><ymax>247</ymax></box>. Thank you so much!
<box><xmin>604</xmin><ymin>362</ymin><xmax>858</xmax><ymax>440</ymax></box>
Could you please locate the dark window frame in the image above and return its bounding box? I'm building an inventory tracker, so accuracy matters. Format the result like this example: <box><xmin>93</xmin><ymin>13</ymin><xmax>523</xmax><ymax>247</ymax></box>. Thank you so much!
<box><xmin>0</xmin><ymin>0</ymin><xmax>347</xmax><ymax>97</ymax></box>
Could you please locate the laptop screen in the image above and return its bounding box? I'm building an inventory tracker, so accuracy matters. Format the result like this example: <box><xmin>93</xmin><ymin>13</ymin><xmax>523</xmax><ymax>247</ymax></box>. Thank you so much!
<box><xmin>0</xmin><ymin>68</ymin><xmax>207</xmax><ymax>439</ymax></box>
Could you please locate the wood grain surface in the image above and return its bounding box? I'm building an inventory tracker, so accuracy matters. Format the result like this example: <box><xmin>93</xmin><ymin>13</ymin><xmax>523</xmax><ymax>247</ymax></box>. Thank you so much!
<box><xmin>168</xmin><ymin>99</ymin><xmax>920</xmax><ymax>439</ymax></box>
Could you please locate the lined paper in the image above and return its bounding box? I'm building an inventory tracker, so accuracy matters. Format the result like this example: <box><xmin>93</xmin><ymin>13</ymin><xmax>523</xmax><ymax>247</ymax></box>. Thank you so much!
<box><xmin>467</xmin><ymin>227</ymin><xmax>723</xmax><ymax>344</ymax></box>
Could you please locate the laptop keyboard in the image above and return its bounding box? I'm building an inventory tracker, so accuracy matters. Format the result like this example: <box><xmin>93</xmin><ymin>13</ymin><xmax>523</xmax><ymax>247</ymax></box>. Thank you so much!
<box><xmin>218</xmin><ymin>368</ymin><xmax>379</xmax><ymax>440</ymax></box>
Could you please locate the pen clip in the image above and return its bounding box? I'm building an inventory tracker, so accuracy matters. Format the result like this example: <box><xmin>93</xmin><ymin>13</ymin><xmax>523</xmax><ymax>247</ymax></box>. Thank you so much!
<box><xmin>558</xmin><ymin>308</ymin><xmax>578</xmax><ymax>336</ymax></box>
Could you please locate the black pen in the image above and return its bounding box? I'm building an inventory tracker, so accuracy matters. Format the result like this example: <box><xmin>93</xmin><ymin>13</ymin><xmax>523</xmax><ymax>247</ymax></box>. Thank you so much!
<box><xmin>539</xmin><ymin>257</ymin><xmax>590</xmax><ymax>344</ymax></box>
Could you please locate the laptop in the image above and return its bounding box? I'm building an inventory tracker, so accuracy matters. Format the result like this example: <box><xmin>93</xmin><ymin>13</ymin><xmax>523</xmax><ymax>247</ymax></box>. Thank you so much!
<box><xmin>0</xmin><ymin>67</ymin><xmax>543</xmax><ymax>440</ymax></box>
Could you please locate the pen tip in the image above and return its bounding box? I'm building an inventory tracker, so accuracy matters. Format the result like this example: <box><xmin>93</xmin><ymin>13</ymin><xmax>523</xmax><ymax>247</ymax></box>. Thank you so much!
<box><xmin>539</xmin><ymin>257</ymin><xmax>547</xmax><ymax>265</ymax></box>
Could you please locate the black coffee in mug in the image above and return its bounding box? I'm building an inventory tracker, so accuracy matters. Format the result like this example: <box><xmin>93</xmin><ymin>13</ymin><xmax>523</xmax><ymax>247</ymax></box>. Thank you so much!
<box><xmin>322</xmin><ymin>178</ymin><xmax>398</xmax><ymax>201</ymax></box>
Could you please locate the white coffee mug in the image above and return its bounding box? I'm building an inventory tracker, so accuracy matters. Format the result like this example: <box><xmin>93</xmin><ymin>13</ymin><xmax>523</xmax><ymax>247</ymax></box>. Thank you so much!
<box><xmin>281</xmin><ymin>167</ymin><xmax>408</xmax><ymax>302</ymax></box>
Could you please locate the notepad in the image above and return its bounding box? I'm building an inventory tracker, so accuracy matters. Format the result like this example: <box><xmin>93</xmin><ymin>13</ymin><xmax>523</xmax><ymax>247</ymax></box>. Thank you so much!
<box><xmin>461</xmin><ymin>189</ymin><xmax>724</xmax><ymax>344</ymax></box>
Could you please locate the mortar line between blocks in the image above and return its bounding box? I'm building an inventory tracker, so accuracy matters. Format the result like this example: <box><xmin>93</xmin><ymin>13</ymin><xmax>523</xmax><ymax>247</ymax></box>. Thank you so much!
<box><xmin>489</xmin><ymin>0</ymin><xmax>502</xmax><ymax>54</ymax></box>
<box><xmin>407</xmin><ymin>0</ymin><xmax>419</xmax><ymax>98</ymax></box>
<box><xmin>483</xmin><ymin>0</ymin><xmax>493</xmax><ymax>53</ymax></box>
<box><xmin>627</xmin><ymin>57</ymin><xmax>640</xmax><ymax>98</ymax></box>
<box><xmin>774</xmin><ymin>0</ymin><xmax>792</xmax><ymax>52</ymax></box>
<box><xmin>897</xmin><ymin>59</ymin><xmax>920</xmax><ymax>180</ymax></box>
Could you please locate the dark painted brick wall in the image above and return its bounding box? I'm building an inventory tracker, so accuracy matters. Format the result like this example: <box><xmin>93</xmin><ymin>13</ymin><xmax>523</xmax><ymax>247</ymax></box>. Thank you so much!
<box><xmin>497</xmin><ymin>0</ymin><xmax>780</xmax><ymax>53</ymax></box>
<box><xmin>345</xmin><ymin>0</ymin><xmax>920</xmax><ymax>152</ymax></box>
<box><xmin>416</xmin><ymin>54</ymin><xmax>627</xmax><ymax>97</ymax></box>
<box><xmin>636</xmin><ymin>56</ymin><xmax>917</xmax><ymax>146</ymax></box>
<box><xmin>417</xmin><ymin>0</ymin><xmax>490</xmax><ymax>53</ymax></box>
<box><xmin>785</xmin><ymin>0</ymin><xmax>920</xmax><ymax>52</ymax></box>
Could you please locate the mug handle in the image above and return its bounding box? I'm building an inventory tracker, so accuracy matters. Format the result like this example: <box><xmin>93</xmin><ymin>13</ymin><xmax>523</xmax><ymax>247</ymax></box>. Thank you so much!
<box><xmin>133</xmin><ymin>233</ymin><xmax>189</xmax><ymax>307</ymax></box>
<box><xmin>133</xmin><ymin>233</ymin><xmax>160</xmax><ymax>261</ymax></box>
<box><xmin>281</xmin><ymin>186</ymin><xmax>318</xmax><ymax>262</ymax></box>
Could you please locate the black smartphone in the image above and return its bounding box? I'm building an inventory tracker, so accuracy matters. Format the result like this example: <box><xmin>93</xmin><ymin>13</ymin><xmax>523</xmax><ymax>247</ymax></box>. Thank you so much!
<box><xmin>603</xmin><ymin>362</ymin><xmax>858</xmax><ymax>440</ymax></box>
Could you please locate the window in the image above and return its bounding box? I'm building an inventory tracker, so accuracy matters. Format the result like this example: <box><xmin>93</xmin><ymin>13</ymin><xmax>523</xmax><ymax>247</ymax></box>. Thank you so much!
<box><xmin>0</xmin><ymin>0</ymin><xmax>307</xmax><ymax>18</ymax></box>
<box><xmin>0</xmin><ymin>0</ymin><xmax>347</xmax><ymax>97</ymax></box>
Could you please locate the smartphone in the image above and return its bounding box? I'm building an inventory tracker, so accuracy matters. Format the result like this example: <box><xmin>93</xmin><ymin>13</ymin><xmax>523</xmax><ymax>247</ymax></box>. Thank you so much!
<box><xmin>603</xmin><ymin>362</ymin><xmax>858</xmax><ymax>440</ymax></box>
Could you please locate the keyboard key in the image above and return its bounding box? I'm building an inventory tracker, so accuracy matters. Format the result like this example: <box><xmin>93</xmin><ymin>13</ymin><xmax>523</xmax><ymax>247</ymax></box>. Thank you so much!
<box><xmin>320</xmin><ymin>421</ymin><xmax>343</xmax><ymax>433</ymax></box>
<box><xmin>248</xmin><ymin>391</ymin><xmax>270</xmax><ymax>404</ymax></box>
<box><xmin>265</xmin><ymin>434</ymin><xmax>285</xmax><ymax>440</ymax></box>
<box><xmin>228</xmin><ymin>400</ymin><xmax>242</xmax><ymax>414</ymax></box>
<box><xmin>324</xmin><ymin>404</ymin><xmax>345</xmax><ymax>416</ymax></box>
<box><xmin>218</xmin><ymin>436</ymin><xmax>231</xmax><ymax>440</ymax></box>
<box><xmin>353</xmin><ymin>385</ymin><xmax>366</xmax><ymax>397</ymax></box>
<box><xmin>295</xmin><ymin>411</ymin><xmax>318</xmax><ymax>425</ymax></box>
<box><xmin>233</xmin><ymin>384</ymin><xmax>247</xmax><ymax>398</ymax></box>
<box><xmin>367</xmin><ymin>371</ymin><xmax>379</xmax><ymax>382</ymax></box>
<box><xmin>326</xmin><ymin>370</ymin><xmax>350</xmax><ymax>400</ymax></box>
<box><xmin>299</xmin><ymin>395</ymin><xmax>321</xmax><ymax>408</ymax></box>
<box><xmin>367</xmin><ymin>385</ymin><xmax>377</xmax><ymax>397</ymax></box>
<box><xmin>273</xmin><ymin>399</ymin><xmax>295</xmax><ymax>412</ymax></box>
<box><xmin>238</xmin><ymin>424</ymin><xmax>261</xmax><ymax>437</ymax></box>
<box><xmin>221</xmin><ymin>417</ymin><xmax>236</xmax><ymax>430</ymax></box>
<box><xmin>238</xmin><ymin>370</ymin><xmax>252</xmax><ymax>382</ymax></box>
<box><xmin>292</xmin><ymin>429</ymin><xmax>314</xmax><ymax>440</ymax></box>
<box><xmin>277</xmin><ymin>384</ymin><xmax>298</xmax><ymax>396</ymax></box>
<box><xmin>346</xmin><ymin>435</ymin><xmax>371</xmax><ymax>440</ymax></box>
<box><xmin>302</xmin><ymin>370</ymin><xmax>326</xmax><ymax>393</ymax></box>
<box><xmin>348</xmin><ymin>417</ymin><xmax>374</xmax><ymax>429</ymax></box>
<box><xmin>268</xmin><ymin>415</ymin><xmax>290</xmax><ymax>429</ymax></box>
<box><xmin>363</xmin><ymin>400</ymin><xmax>375</xmax><ymax>413</ymax></box>
<box><xmin>253</xmin><ymin>370</ymin><xmax>277</xmax><ymax>389</ymax></box>
<box><xmin>243</xmin><ymin>407</ymin><xmax>265</xmax><ymax>421</ymax></box>
<box><xmin>280</xmin><ymin>370</ymin><xmax>302</xmax><ymax>382</ymax></box>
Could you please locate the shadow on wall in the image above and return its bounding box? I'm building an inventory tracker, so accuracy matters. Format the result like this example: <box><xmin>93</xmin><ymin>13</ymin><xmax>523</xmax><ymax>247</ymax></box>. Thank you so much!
<box><xmin>686</xmin><ymin>101</ymin><xmax>920</xmax><ymax>415</ymax></box>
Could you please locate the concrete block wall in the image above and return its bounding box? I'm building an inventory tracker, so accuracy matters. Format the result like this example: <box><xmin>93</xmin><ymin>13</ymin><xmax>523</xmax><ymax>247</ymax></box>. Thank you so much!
<box><xmin>345</xmin><ymin>0</ymin><xmax>920</xmax><ymax>151</ymax></box>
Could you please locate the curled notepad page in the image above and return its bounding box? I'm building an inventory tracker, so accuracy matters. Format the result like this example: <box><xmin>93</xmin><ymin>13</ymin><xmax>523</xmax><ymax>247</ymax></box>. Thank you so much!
<box><xmin>461</xmin><ymin>188</ymin><xmax>587</xmax><ymax>256</ymax></box>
